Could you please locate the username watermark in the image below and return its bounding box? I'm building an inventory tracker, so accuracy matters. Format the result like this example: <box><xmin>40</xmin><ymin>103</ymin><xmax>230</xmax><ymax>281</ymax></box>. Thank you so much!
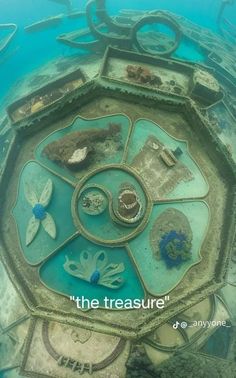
<box><xmin>70</xmin><ymin>295</ymin><xmax>170</xmax><ymax>310</ymax></box>
<box><xmin>172</xmin><ymin>320</ymin><xmax>231</xmax><ymax>329</ymax></box>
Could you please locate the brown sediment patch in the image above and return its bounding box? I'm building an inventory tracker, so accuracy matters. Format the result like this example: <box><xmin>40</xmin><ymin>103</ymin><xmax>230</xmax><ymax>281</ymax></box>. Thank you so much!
<box><xmin>131</xmin><ymin>135</ymin><xmax>193</xmax><ymax>199</ymax></box>
<box><xmin>125</xmin><ymin>63</ymin><xmax>186</xmax><ymax>96</ymax></box>
<box><xmin>42</xmin><ymin>123</ymin><xmax>122</xmax><ymax>171</ymax></box>
<box><xmin>126</xmin><ymin>64</ymin><xmax>163</xmax><ymax>86</ymax></box>
<box><xmin>118</xmin><ymin>188</ymin><xmax>141</xmax><ymax>220</ymax></box>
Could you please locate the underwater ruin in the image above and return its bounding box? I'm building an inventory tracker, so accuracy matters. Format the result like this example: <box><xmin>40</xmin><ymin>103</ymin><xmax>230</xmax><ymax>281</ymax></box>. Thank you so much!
<box><xmin>0</xmin><ymin>0</ymin><xmax>236</xmax><ymax>377</ymax></box>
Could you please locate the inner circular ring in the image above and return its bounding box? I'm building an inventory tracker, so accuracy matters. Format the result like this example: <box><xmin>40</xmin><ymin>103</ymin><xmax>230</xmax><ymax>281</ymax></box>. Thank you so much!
<box><xmin>71</xmin><ymin>164</ymin><xmax>153</xmax><ymax>246</ymax></box>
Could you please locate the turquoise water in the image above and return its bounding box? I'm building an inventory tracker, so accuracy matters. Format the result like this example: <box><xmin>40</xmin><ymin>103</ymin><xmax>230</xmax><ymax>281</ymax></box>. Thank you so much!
<box><xmin>0</xmin><ymin>0</ymin><xmax>236</xmax><ymax>102</ymax></box>
<box><xmin>0</xmin><ymin>0</ymin><xmax>89</xmax><ymax>100</ymax></box>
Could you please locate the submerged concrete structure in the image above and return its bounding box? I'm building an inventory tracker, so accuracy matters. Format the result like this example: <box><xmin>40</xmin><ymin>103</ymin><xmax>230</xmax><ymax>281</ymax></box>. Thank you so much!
<box><xmin>1</xmin><ymin>2</ymin><xmax>236</xmax><ymax>377</ymax></box>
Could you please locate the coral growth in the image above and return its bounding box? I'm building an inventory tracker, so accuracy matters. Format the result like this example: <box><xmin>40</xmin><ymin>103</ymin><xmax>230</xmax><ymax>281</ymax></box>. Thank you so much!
<box><xmin>82</xmin><ymin>189</ymin><xmax>108</xmax><ymax>215</ymax></box>
<box><xmin>32</xmin><ymin>203</ymin><xmax>47</xmax><ymax>220</ymax></box>
<box><xmin>159</xmin><ymin>230</ymin><xmax>192</xmax><ymax>268</ymax></box>
<box><xmin>43</xmin><ymin>123</ymin><xmax>122</xmax><ymax>171</ymax></box>
<box><xmin>126</xmin><ymin>65</ymin><xmax>162</xmax><ymax>86</ymax></box>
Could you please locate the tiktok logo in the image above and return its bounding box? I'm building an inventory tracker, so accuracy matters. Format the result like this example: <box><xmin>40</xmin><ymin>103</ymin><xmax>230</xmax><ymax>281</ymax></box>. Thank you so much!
<box><xmin>172</xmin><ymin>321</ymin><xmax>188</xmax><ymax>329</ymax></box>
<box><xmin>172</xmin><ymin>321</ymin><xmax>180</xmax><ymax>329</ymax></box>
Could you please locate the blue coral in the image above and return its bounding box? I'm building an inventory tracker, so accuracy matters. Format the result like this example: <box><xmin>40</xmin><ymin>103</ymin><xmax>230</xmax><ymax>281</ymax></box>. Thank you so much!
<box><xmin>160</xmin><ymin>230</ymin><xmax>191</xmax><ymax>268</ymax></box>
<box><xmin>32</xmin><ymin>203</ymin><xmax>46</xmax><ymax>220</ymax></box>
<box><xmin>90</xmin><ymin>270</ymin><xmax>100</xmax><ymax>284</ymax></box>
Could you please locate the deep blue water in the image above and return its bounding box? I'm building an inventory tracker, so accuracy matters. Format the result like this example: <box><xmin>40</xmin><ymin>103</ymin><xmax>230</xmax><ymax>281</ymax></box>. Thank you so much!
<box><xmin>0</xmin><ymin>0</ymin><xmax>236</xmax><ymax>102</ymax></box>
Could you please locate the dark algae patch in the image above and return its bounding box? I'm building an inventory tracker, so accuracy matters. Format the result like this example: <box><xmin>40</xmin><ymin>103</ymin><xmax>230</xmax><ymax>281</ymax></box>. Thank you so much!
<box><xmin>43</xmin><ymin>123</ymin><xmax>122</xmax><ymax>170</ymax></box>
